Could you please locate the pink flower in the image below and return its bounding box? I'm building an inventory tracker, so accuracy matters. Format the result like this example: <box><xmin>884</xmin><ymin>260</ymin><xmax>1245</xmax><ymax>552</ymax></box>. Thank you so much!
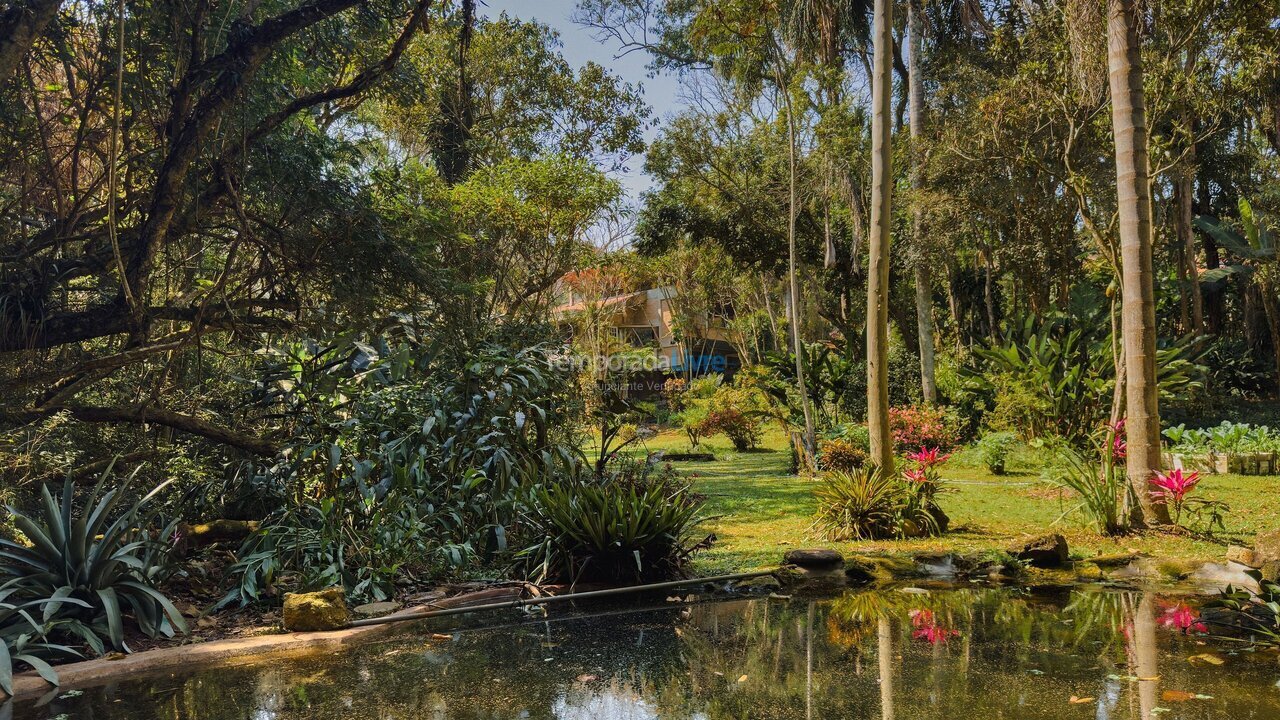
<box><xmin>1159</xmin><ymin>603</ymin><xmax>1208</xmax><ymax>634</ymax></box>
<box><xmin>1109</xmin><ymin>418</ymin><xmax>1127</xmax><ymax>460</ymax></box>
<box><xmin>904</xmin><ymin>468</ymin><xmax>929</xmax><ymax>484</ymax></box>
<box><xmin>1151</xmin><ymin>468</ymin><xmax>1201</xmax><ymax>504</ymax></box>
<box><xmin>906</xmin><ymin>447</ymin><xmax>951</xmax><ymax>468</ymax></box>
<box><xmin>909</xmin><ymin>609</ymin><xmax>959</xmax><ymax>645</ymax></box>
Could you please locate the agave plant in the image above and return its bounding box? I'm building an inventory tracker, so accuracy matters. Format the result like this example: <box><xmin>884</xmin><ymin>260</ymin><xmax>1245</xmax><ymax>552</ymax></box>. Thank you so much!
<box><xmin>0</xmin><ymin>475</ymin><xmax>187</xmax><ymax>659</ymax></box>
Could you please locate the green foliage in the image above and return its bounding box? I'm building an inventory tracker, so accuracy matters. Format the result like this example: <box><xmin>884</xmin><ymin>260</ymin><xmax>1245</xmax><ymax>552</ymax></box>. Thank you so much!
<box><xmin>966</xmin><ymin>313</ymin><xmax>1207</xmax><ymax>444</ymax></box>
<box><xmin>975</xmin><ymin>432</ymin><xmax>1018</xmax><ymax>476</ymax></box>
<box><xmin>686</xmin><ymin>374</ymin><xmax>724</xmax><ymax>399</ymax></box>
<box><xmin>812</xmin><ymin>465</ymin><xmax>943</xmax><ymax>542</ymax></box>
<box><xmin>1043</xmin><ymin>443</ymin><xmax>1127</xmax><ymax>536</ymax></box>
<box><xmin>0</xmin><ymin>475</ymin><xmax>186</xmax><ymax>693</ymax></box>
<box><xmin>697</xmin><ymin>385</ymin><xmax>766</xmax><ymax>451</ymax></box>
<box><xmin>1163</xmin><ymin>421</ymin><xmax>1280</xmax><ymax>455</ymax></box>
<box><xmin>225</xmin><ymin>334</ymin><xmax>580</xmax><ymax>605</ymax></box>
<box><xmin>817</xmin><ymin>439</ymin><xmax>868</xmax><ymax>473</ymax></box>
<box><xmin>520</xmin><ymin>465</ymin><xmax>706</xmax><ymax>584</ymax></box>
<box><xmin>1206</xmin><ymin>570</ymin><xmax>1280</xmax><ymax>647</ymax></box>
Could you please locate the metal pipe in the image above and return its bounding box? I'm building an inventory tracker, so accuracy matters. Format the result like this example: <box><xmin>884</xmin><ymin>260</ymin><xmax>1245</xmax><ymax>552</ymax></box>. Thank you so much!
<box><xmin>347</xmin><ymin>569</ymin><xmax>777</xmax><ymax>629</ymax></box>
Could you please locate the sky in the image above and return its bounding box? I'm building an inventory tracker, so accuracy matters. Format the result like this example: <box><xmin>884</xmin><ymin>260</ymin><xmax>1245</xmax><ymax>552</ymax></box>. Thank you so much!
<box><xmin>481</xmin><ymin>0</ymin><xmax>684</xmax><ymax>199</ymax></box>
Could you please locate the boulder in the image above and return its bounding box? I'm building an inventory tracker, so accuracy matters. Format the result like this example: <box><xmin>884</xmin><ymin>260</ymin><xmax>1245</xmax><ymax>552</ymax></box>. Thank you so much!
<box><xmin>783</xmin><ymin>549</ymin><xmax>845</xmax><ymax>569</ymax></box>
<box><xmin>1013</xmin><ymin>534</ymin><xmax>1069</xmax><ymax>568</ymax></box>
<box><xmin>282</xmin><ymin>588</ymin><xmax>349</xmax><ymax>632</ymax></box>
<box><xmin>1255</xmin><ymin>530</ymin><xmax>1280</xmax><ymax>563</ymax></box>
<box><xmin>844</xmin><ymin>557</ymin><xmax>878</xmax><ymax>584</ymax></box>
<box><xmin>734</xmin><ymin>575</ymin><xmax>782</xmax><ymax>593</ymax></box>
<box><xmin>352</xmin><ymin>601</ymin><xmax>401</xmax><ymax>618</ymax></box>
<box><xmin>1226</xmin><ymin>545</ymin><xmax>1263</xmax><ymax>569</ymax></box>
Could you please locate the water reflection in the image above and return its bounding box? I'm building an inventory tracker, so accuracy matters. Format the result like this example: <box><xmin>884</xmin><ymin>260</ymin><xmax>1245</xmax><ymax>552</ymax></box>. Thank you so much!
<box><xmin>11</xmin><ymin>587</ymin><xmax>1280</xmax><ymax>720</ymax></box>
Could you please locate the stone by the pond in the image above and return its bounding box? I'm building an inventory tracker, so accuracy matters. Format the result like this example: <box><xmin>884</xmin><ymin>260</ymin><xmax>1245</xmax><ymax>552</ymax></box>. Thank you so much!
<box><xmin>283</xmin><ymin>588</ymin><xmax>350</xmax><ymax>632</ymax></box>
<box><xmin>1226</xmin><ymin>545</ymin><xmax>1263</xmax><ymax>569</ymax></box>
<box><xmin>844</xmin><ymin>557</ymin><xmax>878</xmax><ymax>584</ymax></box>
<box><xmin>1013</xmin><ymin>534</ymin><xmax>1069</xmax><ymax>568</ymax></box>
<box><xmin>734</xmin><ymin>575</ymin><xmax>782</xmax><ymax>593</ymax></box>
<box><xmin>783</xmin><ymin>548</ymin><xmax>844</xmax><ymax>569</ymax></box>
<box><xmin>1255</xmin><ymin>530</ymin><xmax>1280</xmax><ymax>563</ymax></box>
<box><xmin>353</xmin><ymin>601</ymin><xmax>401</xmax><ymax>618</ymax></box>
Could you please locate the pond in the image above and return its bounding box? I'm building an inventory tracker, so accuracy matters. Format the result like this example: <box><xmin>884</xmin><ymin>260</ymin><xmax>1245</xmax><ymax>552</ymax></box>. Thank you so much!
<box><xmin>9</xmin><ymin>585</ymin><xmax>1280</xmax><ymax>719</ymax></box>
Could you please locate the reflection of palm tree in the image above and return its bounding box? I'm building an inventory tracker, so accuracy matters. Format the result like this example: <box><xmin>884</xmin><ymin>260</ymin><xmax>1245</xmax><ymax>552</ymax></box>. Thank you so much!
<box><xmin>1128</xmin><ymin>592</ymin><xmax>1161</xmax><ymax>720</ymax></box>
<box><xmin>878</xmin><ymin>614</ymin><xmax>895</xmax><ymax>720</ymax></box>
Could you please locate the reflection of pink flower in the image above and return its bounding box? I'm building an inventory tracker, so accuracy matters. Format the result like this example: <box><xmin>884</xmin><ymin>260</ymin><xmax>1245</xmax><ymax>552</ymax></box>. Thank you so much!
<box><xmin>904</xmin><ymin>468</ymin><xmax>929</xmax><ymax>484</ymax></box>
<box><xmin>1151</xmin><ymin>469</ymin><xmax>1201</xmax><ymax>504</ymax></box>
<box><xmin>1160</xmin><ymin>603</ymin><xmax>1208</xmax><ymax>634</ymax></box>
<box><xmin>906</xmin><ymin>447</ymin><xmax>951</xmax><ymax>468</ymax></box>
<box><xmin>909</xmin><ymin>609</ymin><xmax>960</xmax><ymax>645</ymax></box>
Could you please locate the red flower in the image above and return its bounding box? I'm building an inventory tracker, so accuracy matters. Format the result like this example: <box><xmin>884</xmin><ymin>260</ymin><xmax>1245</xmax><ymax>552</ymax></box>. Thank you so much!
<box><xmin>1151</xmin><ymin>468</ymin><xmax>1201</xmax><ymax>504</ymax></box>
<box><xmin>909</xmin><ymin>609</ymin><xmax>960</xmax><ymax>645</ymax></box>
<box><xmin>1159</xmin><ymin>603</ymin><xmax>1208</xmax><ymax>634</ymax></box>
<box><xmin>904</xmin><ymin>468</ymin><xmax>929</xmax><ymax>484</ymax></box>
<box><xmin>906</xmin><ymin>447</ymin><xmax>951</xmax><ymax>468</ymax></box>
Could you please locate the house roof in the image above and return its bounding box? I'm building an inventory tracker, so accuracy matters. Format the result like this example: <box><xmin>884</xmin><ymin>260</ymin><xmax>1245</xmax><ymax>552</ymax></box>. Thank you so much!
<box><xmin>552</xmin><ymin>290</ymin><xmax>647</xmax><ymax>316</ymax></box>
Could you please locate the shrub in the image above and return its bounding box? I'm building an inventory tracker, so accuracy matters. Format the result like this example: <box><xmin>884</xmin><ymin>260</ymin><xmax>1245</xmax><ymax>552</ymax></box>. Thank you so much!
<box><xmin>521</xmin><ymin>475</ymin><xmax>706</xmax><ymax>584</ymax></box>
<box><xmin>889</xmin><ymin>405</ymin><xmax>961</xmax><ymax>453</ymax></box>
<box><xmin>812</xmin><ymin>468</ymin><xmax>903</xmax><ymax>541</ymax></box>
<box><xmin>699</xmin><ymin>406</ymin><xmax>762</xmax><ymax>451</ymax></box>
<box><xmin>975</xmin><ymin>432</ymin><xmax>1017</xmax><ymax>475</ymax></box>
<box><xmin>0</xmin><ymin>476</ymin><xmax>187</xmax><ymax>691</ymax></box>
<box><xmin>812</xmin><ymin>466</ymin><xmax>943</xmax><ymax>541</ymax></box>
<box><xmin>687</xmin><ymin>373</ymin><xmax>723</xmax><ymax>399</ymax></box>
<box><xmin>661</xmin><ymin>377</ymin><xmax>688</xmax><ymax>412</ymax></box>
<box><xmin>818</xmin><ymin>439</ymin><xmax>868</xmax><ymax>473</ymax></box>
<box><xmin>673</xmin><ymin>405</ymin><xmax>709</xmax><ymax>448</ymax></box>
<box><xmin>1044</xmin><ymin>447</ymin><xmax>1126</xmax><ymax>535</ymax></box>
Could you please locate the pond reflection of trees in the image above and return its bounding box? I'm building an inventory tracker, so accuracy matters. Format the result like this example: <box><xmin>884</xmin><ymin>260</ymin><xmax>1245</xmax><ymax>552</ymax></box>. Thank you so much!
<box><xmin>37</xmin><ymin>588</ymin><xmax>1279</xmax><ymax>720</ymax></box>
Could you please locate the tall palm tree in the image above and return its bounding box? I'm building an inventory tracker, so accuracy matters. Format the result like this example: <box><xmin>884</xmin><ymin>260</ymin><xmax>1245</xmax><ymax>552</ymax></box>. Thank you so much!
<box><xmin>1105</xmin><ymin>0</ymin><xmax>1169</xmax><ymax>525</ymax></box>
<box><xmin>868</xmin><ymin>0</ymin><xmax>894</xmax><ymax>472</ymax></box>
<box><xmin>908</xmin><ymin>0</ymin><xmax>937</xmax><ymax>404</ymax></box>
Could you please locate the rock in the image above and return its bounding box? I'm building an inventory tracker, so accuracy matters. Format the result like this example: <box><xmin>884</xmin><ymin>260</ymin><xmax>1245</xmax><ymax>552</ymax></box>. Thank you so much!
<box><xmin>1090</xmin><ymin>552</ymin><xmax>1143</xmax><ymax>568</ymax></box>
<box><xmin>352</xmin><ymin>601</ymin><xmax>401</xmax><ymax>618</ymax></box>
<box><xmin>1255</xmin><ymin>530</ymin><xmax>1280</xmax><ymax>563</ymax></box>
<box><xmin>734</xmin><ymin>575</ymin><xmax>782</xmax><ymax>593</ymax></box>
<box><xmin>282</xmin><ymin>588</ymin><xmax>349</xmax><ymax>632</ymax></box>
<box><xmin>1013</xmin><ymin>534</ymin><xmax>1069</xmax><ymax>568</ymax></box>
<box><xmin>783</xmin><ymin>548</ymin><xmax>845</xmax><ymax>569</ymax></box>
<box><xmin>1226</xmin><ymin>545</ymin><xmax>1263</xmax><ymax>569</ymax></box>
<box><xmin>1074</xmin><ymin>561</ymin><xmax>1104</xmax><ymax>581</ymax></box>
<box><xmin>844</xmin><ymin>557</ymin><xmax>878</xmax><ymax>584</ymax></box>
<box><xmin>1263</xmin><ymin>560</ymin><xmax>1280</xmax><ymax>583</ymax></box>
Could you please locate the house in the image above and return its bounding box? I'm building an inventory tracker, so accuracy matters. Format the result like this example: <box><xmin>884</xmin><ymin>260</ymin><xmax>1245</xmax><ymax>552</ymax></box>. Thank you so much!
<box><xmin>551</xmin><ymin>279</ymin><xmax>740</xmax><ymax>383</ymax></box>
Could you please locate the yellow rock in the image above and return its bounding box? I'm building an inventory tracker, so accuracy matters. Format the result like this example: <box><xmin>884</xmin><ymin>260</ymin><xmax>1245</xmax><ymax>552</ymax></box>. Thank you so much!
<box><xmin>282</xmin><ymin>588</ymin><xmax>350</xmax><ymax>632</ymax></box>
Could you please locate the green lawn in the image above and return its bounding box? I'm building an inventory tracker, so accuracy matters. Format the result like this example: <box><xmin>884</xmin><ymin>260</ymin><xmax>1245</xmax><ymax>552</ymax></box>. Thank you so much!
<box><xmin>616</xmin><ymin>426</ymin><xmax>1280</xmax><ymax>575</ymax></box>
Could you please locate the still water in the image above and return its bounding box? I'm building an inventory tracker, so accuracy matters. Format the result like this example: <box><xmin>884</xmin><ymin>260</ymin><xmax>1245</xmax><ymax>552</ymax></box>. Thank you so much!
<box><xmin>10</xmin><ymin>585</ymin><xmax>1280</xmax><ymax>719</ymax></box>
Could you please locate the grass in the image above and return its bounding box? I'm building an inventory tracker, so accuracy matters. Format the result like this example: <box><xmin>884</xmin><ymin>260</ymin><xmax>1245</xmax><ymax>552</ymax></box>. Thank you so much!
<box><xmin>613</xmin><ymin>425</ymin><xmax>1280</xmax><ymax>575</ymax></box>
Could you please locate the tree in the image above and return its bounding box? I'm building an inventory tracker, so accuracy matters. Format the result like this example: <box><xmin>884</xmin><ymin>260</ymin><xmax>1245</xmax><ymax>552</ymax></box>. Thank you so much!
<box><xmin>1106</xmin><ymin>0</ymin><xmax>1169</xmax><ymax>526</ymax></box>
<box><xmin>867</xmin><ymin>0</ymin><xmax>894</xmax><ymax>473</ymax></box>
<box><xmin>907</xmin><ymin>0</ymin><xmax>937</xmax><ymax>405</ymax></box>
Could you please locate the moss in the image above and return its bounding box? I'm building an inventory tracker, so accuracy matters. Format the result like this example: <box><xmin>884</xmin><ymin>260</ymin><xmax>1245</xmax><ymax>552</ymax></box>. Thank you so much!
<box><xmin>282</xmin><ymin>588</ymin><xmax>350</xmax><ymax>632</ymax></box>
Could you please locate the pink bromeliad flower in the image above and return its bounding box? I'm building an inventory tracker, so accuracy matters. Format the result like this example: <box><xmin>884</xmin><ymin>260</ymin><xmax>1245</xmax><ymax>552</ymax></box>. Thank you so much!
<box><xmin>1159</xmin><ymin>603</ymin><xmax>1208</xmax><ymax>634</ymax></box>
<box><xmin>1151</xmin><ymin>468</ymin><xmax>1201</xmax><ymax>504</ymax></box>
<box><xmin>906</xmin><ymin>447</ymin><xmax>950</xmax><ymax>468</ymax></box>
<box><xmin>1109</xmin><ymin>418</ymin><xmax>1127</xmax><ymax>460</ymax></box>
<box><xmin>904</xmin><ymin>468</ymin><xmax>929</xmax><ymax>484</ymax></box>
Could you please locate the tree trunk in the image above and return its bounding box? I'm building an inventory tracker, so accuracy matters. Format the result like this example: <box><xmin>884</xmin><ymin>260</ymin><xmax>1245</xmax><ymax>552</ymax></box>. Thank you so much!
<box><xmin>908</xmin><ymin>0</ymin><xmax>936</xmax><ymax>404</ymax></box>
<box><xmin>1176</xmin><ymin>173</ymin><xmax>1203</xmax><ymax>335</ymax></box>
<box><xmin>780</xmin><ymin>63</ymin><xmax>817</xmax><ymax>466</ymax></box>
<box><xmin>867</xmin><ymin>0</ymin><xmax>895</xmax><ymax>473</ymax></box>
<box><xmin>1106</xmin><ymin>0</ymin><xmax>1169</xmax><ymax>526</ymax></box>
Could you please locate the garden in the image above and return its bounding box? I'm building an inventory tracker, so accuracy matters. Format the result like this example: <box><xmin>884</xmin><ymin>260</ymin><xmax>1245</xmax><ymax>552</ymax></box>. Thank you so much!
<box><xmin>2</xmin><ymin>0</ymin><xmax>1280</xmax><ymax>716</ymax></box>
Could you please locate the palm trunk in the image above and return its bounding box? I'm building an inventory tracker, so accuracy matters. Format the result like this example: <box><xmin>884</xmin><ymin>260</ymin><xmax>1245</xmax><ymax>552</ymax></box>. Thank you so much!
<box><xmin>908</xmin><ymin>0</ymin><xmax>937</xmax><ymax>404</ymax></box>
<box><xmin>867</xmin><ymin>0</ymin><xmax>895</xmax><ymax>472</ymax></box>
<box><xmin>779</xmin><ymin>61</ymin><xmax>817</xmax><ymax>466</ymax></box>
<box><xmin>1106</xmin><ymin>0</ymin><xmax>1169</xmax><ymax>526</ymax></box>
